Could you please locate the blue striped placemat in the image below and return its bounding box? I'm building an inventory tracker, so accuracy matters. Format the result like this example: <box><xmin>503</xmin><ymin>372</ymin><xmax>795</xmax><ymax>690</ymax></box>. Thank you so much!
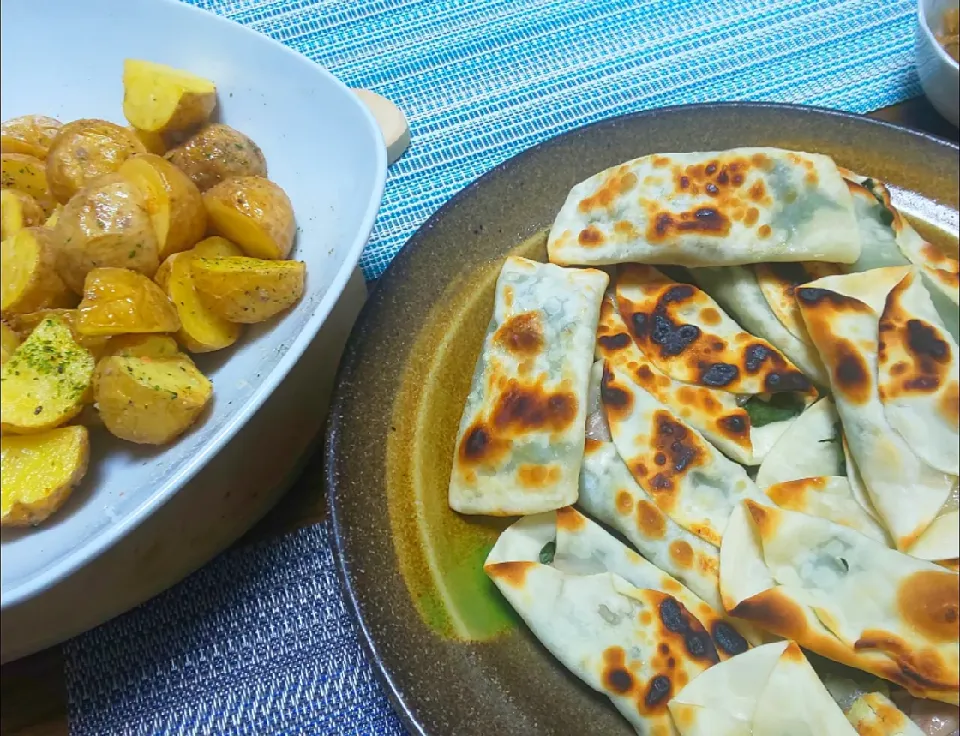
<box><xmin>65</xmin><ymin>0</ymin><xmax>921</xmax><ymax>733</ymax></box>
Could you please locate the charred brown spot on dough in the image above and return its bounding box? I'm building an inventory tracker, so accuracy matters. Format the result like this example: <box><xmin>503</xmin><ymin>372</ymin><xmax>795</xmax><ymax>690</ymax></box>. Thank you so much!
<box><xmin>748</xmin><ymin>180</ymin><xmax>767</xmax><ymax>202</ymax></box>
<box><xmin>833</xmin><ymin>343</ymin><xmax>872</xmax><ymax>404</ymax></box>
<box><xmin>597</xmin><ymin>332</ymin><xmax>631</xmax><ymax>352</ymax></box>
<box><xmin>579</xmin><ymin>225</ymin><xmax>605</xmax><ymax>247</ymax></box>
<box><xmin>629</xmin><ymin>285</ymin><xmax>703</xmax><ymax>360</ymax></box>
<box><xmin>491</xmin><ymin>382</ymin><xmax>578</xmax><ymax>433</ymax></box>
<box><xmin>669</xmin><ymin>540</ymin><xmax>693</xmax><ymax>568</ymax></box>
<box><xmin>897</xmin><ymin>571</ymin><xmax>960</xmax><ymax>643</ymax></box>
<box><xmin>600</xmin><ymin>364</ymin><xmax>633</xmax><ymax>419</ymax></box>
<box><xmin>711</xmin><ymin>621</ymin><xmax>749</xmax><ymax>657</ymax></box>
<box><xmin>730</xmin><ymin>590</ymin><xmax>808</xmax><ymax>638</ymax></box>
<box><xmin>717</xmin><ymin>413</ymin><xmax>749</xmax><ymax>439</ymax></box>
<box><xmin>494</xmin><ymin>312</ymin><xmax>543</xmax><ymax>357</ymax></box>
<box><xmin>616</xmin><ymin>490</ymin><xmax>634</xmax><ymax>514</ymax></box>
<box><xmin>764</xmin><ymin>369</ymin><xmax>812</xmax><ymax>393</ymax></box>
<box><xmin>658</xmin><ymin>597</ymin><xmax>719</xmax><ymax>664</ymax></box>
<box><xmin>636</xmin><ymin>500</ymin><xmax>666</xmax><ymax>539</ymax></box>
<box><xmin>458</xmin><ymin>423</ymin><xmax>509</xmax><ymax>466</ymax></box>
<box><xmin>614</xmin><ymin>220</ymin><xmax>640</xmax><ymax>239</ymax></box>
<box><xmin>647</xmin><ymin>207</ymin><xmax>731</xmax><ymax>242</ymax></box>
<box><xmin>700</xmin><ymin>307</ymin><xmax>721</xmax><ymax>325</ymax></box>
<box><xmin>644</xmin><ymin>675</ymin><xmax>672</xmax><ymax>709</ymax></box>
<box><xmin>796</xmin><ymin>287</ymin><xmax>869</xmax><ymax>312</ymax></box>
<box><xmin>699</xmin><ymin>361</ymin><xmax>739</xmax><ymax>387</ymax></box>
<box><xmin>757</xmin><ymin>224</ymin><xmax>772</xmax><ymax>238</ymax></box>
<box><xmin>485</xmin><ymin>561</ymin><xmax>535</xmax><ymax>588</ymax></box>
<box><xmin>645</xmin><ymin>412</ymin><xmax>704</xmax><ymax>494</ymax></box>
<box><xmin>517</xmin><ymin>464</ymin><xmax>561</xmax><ymax>489</ymax></box>
<box><xmin>744</xmin><ymin>207</ymin><xmax>759</xmax><ymax>227</ymax></box>
<box><xmin>854</xmin><ymin>631</ymin><xmax>956</xmax><ymax>691</ymax></box>
<box><xmin>906</xmin><ymin>319</ymin><xmax>950</xmax><ymax>362</ymax></box>
<box><xmin>602</xmin><ymin>647</ymin><xmax>636</xmax><ymax>695</ymax></box>
<box><xmin>578</xmin><ymin>171</ymin><xmax>638</xmax><ymax>212</ymax></box>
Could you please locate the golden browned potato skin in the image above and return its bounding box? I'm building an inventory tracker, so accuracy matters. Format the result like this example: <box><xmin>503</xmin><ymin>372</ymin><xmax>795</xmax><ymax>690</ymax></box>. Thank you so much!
<box><xmin>0</xmin><ymin>227</ymin><xmax>75</xmax><ymax>316</ymax></box>
<box><xmin>45</xmin><ymin>119</ymin><xmax>147</xmax><ymax>203</ymax></box>
<box><xmin>53</xmin><ymin>173</ymin><xmax>160</xmax><ymax>293</ymax></box>
<box><xmin>202</xmin><ymin>177</ymin><xmax>296</xmax><ymax>260</ymax></box>
<box><xmin>76</xmin><ymin>267</ymin><xmax>180</xmax><ymax>336</ymax></box>
<box><xmin>1</xmin><ymin>116</ymin><xmax>62</xmax><ymax>159</ymax></box>
<box><xmin>1</xmin><ymin>153</ymin><xmax>57</xmax><ymax>215</ymax></box>
<box><xmin>165</xmin><ymin>124</ymin><xmax>267</xmax><ymax>191</ymax></box>
<box><xmin>1</xmin><ymin>189</ymin><xmax>46</xmax><ymax>239</ymax></box>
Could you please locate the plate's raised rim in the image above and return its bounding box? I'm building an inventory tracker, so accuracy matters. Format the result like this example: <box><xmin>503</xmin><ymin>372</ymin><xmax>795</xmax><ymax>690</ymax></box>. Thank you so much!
<box><xmin>326</xmin><ymin>100</ymin><xmax>958</xmax><ymax>736</ymax></box>
<box><xmin>1</xmin><ymin>0</ymin><xmax>387</xmax><ymax>609</ymax></box>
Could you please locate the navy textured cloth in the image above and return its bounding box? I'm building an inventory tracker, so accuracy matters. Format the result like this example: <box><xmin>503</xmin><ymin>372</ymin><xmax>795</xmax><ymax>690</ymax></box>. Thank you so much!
<box><xmin>66</xmin><ymin>0</ymin><xmax>921</xmax><ymax>733</ymax></box>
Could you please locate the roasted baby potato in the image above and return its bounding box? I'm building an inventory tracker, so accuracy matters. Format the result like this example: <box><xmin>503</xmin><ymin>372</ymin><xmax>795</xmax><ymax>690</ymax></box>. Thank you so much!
<box><xmin>192</xmin><ymin>257</ymin><xmax>305</xmax><ymax>323</ymax></box>
<box><xmin>153</xmin><ymin>234</ymin><xmax>242</xmax><ymax>286</ymax></box>
<box><xmin>156</xmin><ymin>251</ymin><xmax>241</xmax><ymax>352</ymax></box>
<box><xmin>104</xmin><ymin>333</ymin><xmax>181</xmax><ymax>359</ymax></box>
<box><xmin>1</xmin><ymin>116</ymin><xmax>62</xmax><ymax>159</ymax></box>
<box><xmin>1</xmin><ymin>189</ymin><xmax>46</xmax><ymax>239</ymax></box>
<box><xmin>45</xmin><ymin>119</ymin><xmax>146</xmax><ymax>203</ymax></box>
<box><xmin>9</xmin><ymin>308</ymin><xmax>111</xmax><ymax>357</ymax></box>
<box><xmin>0</xmin><ymin>316</ymin><xmax>95</xmax><ymax>434</ymax></box>
<box><xmin>129</xmin><ymin>127</ymin><xmax>168</xmax><ymax>156</ymax></box>
<box><xmin>77</xmin><ymin>267</ymin><xmax>180</xmax><ymax>336</ymax></box>
<box><xmin>1</xmin><ymin>153</ymin><xmax>56</xmax><ymax>214</ymax></box>
<box><xmin>95</xmin><ymin>352</ymin><xmax>212</xmax><ymax>444</ymax></box>
<box><xmin>165</xmin><ymin>124</ymin><xmax>267</xmax><ymax>192</ymax></box>
<box><xmin>1</xmin><ymin>228</ymin><xmax>75</xmax><ymax>316</ymax></box>
<box><xmin>1</xmin><ymin>425</ymin><xmax>89</xmax><ymax>526</ymax></box>
<box><xmin>54</xmin><ymin>174</ymin><xmax>160</xmax><ymax>293</ymax></box>
<box><xmin>203</xmin><ymin>177</ymin><xmax>295</xmax><ymax>259</ymax></box>
<box><xmin>123</xmin><ymin>59</ymin><xmax>217</xmax><ymax>136</ymax></box>
<box><xmin>0</xmin><ymin>322</ymin><xmax>19</xmax><ymax>365</ymax></box>
<box><xmin>119</xmin><ymin>153</ymin><xmax>206</xmax><ymax>259</ymax></box>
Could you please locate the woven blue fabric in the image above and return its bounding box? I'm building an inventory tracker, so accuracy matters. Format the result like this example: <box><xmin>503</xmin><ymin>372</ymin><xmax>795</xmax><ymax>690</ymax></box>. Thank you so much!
<box><xmin>65</xmin><ymin>1</ymin><xmax>922</xmax><ymax>734</ymax></box>
<box><xmin>194</xmin><ymin>0</ymin><xmax>919</xmax><ymax>280</ymax></box>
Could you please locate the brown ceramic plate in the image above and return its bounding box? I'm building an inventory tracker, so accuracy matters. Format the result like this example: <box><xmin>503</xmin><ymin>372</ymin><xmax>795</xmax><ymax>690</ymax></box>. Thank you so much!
<box><xmin>326</xmin><ymin>103</ymin><xmax>960</xmax><ymax>736</ymax></box>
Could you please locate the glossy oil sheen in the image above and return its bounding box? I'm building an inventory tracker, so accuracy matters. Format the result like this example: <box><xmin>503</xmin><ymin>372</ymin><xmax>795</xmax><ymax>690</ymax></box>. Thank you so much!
<box><xmin>327</xmin><ymin>103</ymin><xmax>959</xmax><ymax>736</ymax></box>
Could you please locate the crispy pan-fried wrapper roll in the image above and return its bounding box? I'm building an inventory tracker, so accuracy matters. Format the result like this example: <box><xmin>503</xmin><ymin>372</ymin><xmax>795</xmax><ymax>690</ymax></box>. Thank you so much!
<box><xmin>548</xmin><ymin>147</ymin><xmax>860</xmax><ymax>268</ymax></box>
<box><xmin>448</xmin><ymin>256</ymin><xmax>608</xmax><ymax>515</ymax></box>
<box><xmin>796</xmin><ymin>267</ymin><xmax>958</xmax><ymax>551</ymax></box>
<box><xmin>579</xmin><ymin>438</ymin><xmax>724</xmax><ymax>612</ymax></box>
<box><xmin>485</xmin><ymin>507</ymin><xmax>749</xmax><ymax>735</ymax></box>
<box><xmin>615</xmin><ymin>264</ymin><xmax>815</xmax><ymax>397</ymax></box>
<box><xmin>720</xmin><ymin>500</ymin><xmax>960</xmax><ymax>704</ymax></box>
<box><xmin>845</xmin><ymin>691</ymin><xmax>925</xmax><ymax>736</ymax></box>
<box><xmin>600</xmin><ymin>358</ymin><xmax>767</xmax><ymax>547</ymax></box>
<box><xmin>669</xmin><ymin>640</ymin><xmax>858</xmax><ymax>736</ymax></box>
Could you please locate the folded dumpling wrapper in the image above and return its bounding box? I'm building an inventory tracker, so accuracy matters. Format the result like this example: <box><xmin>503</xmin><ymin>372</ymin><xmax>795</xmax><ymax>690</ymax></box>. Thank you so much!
<box><xmin>842</xmin><ymin>172</ymin><xmax>959</xmax><ymax>339</ymax></box>
<box><xmin>448</xmin><ymin>256</ymin><xmax>608</xmax><ymax>515</ymax></box>
<box><xmin>796</xmin><ymin>267</ymin><xmax>959</xmax><ymax>551</ymax></box>
<box><xmin>596</xmin><ymin>291</ymin><xmax>793</xmax><ymax>465</ymax></box>
<box><xmin>615</xmin><ymin>265</ymin><xmax>815</xmax><ymax>397</ymax></box>
<box><xmin>548</xmin><ymin>147</ymin><xmax>861</xmax><ymax>268</ymax></box>
<box><xmin>580</xmin><ymin>438</ymin><xmax>724</xmax><ymax>612</ymax></box>
<box><xmin>689</xmin><ymin>265</ymin><xmax>830</xmax><ymax>385</ymax></box>
<box><xmin>669</xmin><ymin>640</ymin><xmax>857</xmax><ymax>736</ymax></box>
<box><xmin>764</xmin><ymin>476</ymin><xmax>891</xmax><ymax>545</ymax></box>
<box><xmin>601</xmin><ymin>357</ymin><xmax>768</xmax><ymax>546</ymax></box>
<box><xmin>485</xmin><ymin>507</ymin><xmax>749</xmax><ymax>735</ymax></box>
<box><xmin>754</xmin><ymin>396</ymin><xmax>845</xmax><ymax>489</ymax></box>
<box><xmin>720</xmin><ymin>500</ymin><xmax>960</xmax><ymax>703</ymax></box>
<box><xmin>845</xmin><ymin>692</ymin><xmax>925</xmax><ymax>736</ymax></box>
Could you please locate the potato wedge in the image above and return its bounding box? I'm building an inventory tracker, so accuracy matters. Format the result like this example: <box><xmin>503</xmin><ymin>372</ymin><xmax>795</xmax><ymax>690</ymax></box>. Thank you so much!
<box><xmin>1</xmin><ymin>116</ymin><xmax>62</xmax><ymax>159</ymax></box>
<box><xmin>54</xmin><ymin>174</ymin><xmax>160</xmax><ymax>293</ymax></box>
<box><xmin>1</xmin><ymin>425</ymin><xmax>89</xmax><ymax>526</ymax></box>
<box><xmin>158</xmin><ymin>252</ymin><xmax>241</xmax><ymax>352</ymax></box>
<box><xmin>129</xmin><ymin>127</ymin><xmax>168</xmax><ymax>156</ymax></box>
<box><xmin>8</xmin><ymin>308</ymin><xmax>111</xmax><ymax>357</ymax></box>
<box><xmin>154</xmin><ymin>235</ymin><xmax>242</xmax><ymax>287</ymax></box>
<box><xmin>165</xmin><ymin>124</ymin><xmax>267</xmax><ymax>191</ymax></box>
<box><xmin>1</xmin><ymin>153</ymin><xmax>56</xmax><ymax>214</ymax></box>
<box><xmin>45</xmin><ymin>119</ymin><xmax>146</xmax><ymax>203</ymax></box>
<box><xmin>0</xmin><ymin>316</ymin><xmax>95</xmax><ymax>434</ymax></box>
<box><xmin>123</xmin><ymin>59</ymin><xmax>217</xmax><ymax>135</ymax></box>
<box><xmin>1</xmin><ymin>228</ymin><xmax>75</xmax><ymax>316</ymax></box>
<box><xmin>77</xmin><ymin>267</ymin><xmax>180</xmax><ymax>336</ymax></box>
<box><xmin>191</xmin><ymin>257</ymin><xmax>305</xmax><ymax>323</ymax></box>
<box><xmin>203</xmin><ymin>177</ymin><xmax>295</xmax><ymax>260</ymax></box>
<box><xmin>0</xmin><ymin>322</ymin><xmax>19</xmax><ymax>365</ymax></box>
<box><xmin>1</xmin><ymin>189</ymin><xmax>46</xmax><ymax>240</ymax></box>
<box><xmin>119</xmin><ymin>153</ymin><xmax>206</xmax><ymax>259</ymax></box>
<box><xmin>95</xmin><ymin>353</ymin><xmax>212</xmax><ymax>444</ymax></box>
<box><xmin>103</xmin><ymin>333</ymin><xmax>181</xmax><ymax>359</ymax></box>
